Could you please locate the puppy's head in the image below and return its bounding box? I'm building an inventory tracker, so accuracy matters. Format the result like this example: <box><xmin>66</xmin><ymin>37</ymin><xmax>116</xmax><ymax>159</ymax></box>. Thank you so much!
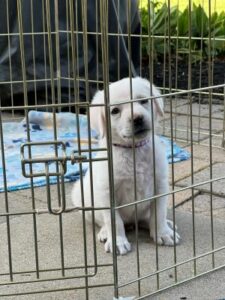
<box><xmin>90</xmin><ymin>77</ymin><xmax>164</xmax><ymax>144</ymax></box>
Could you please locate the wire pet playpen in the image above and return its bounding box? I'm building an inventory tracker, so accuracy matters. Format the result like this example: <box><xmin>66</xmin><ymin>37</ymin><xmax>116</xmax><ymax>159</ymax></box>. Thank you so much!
<box><xmin>0</xmin><ymin>0</ymin><xmax>225</xmax><ymax>299</ymax></box>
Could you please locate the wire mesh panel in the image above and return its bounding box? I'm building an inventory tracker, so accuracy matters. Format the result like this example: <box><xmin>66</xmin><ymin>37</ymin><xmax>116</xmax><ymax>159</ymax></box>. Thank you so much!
<box><xmin>0</xmin><ymin>0</ymin><xmax>225</xmax><ymax>299</ymax></box>
<box><xmin>0</xmin><ymin>0</ymin><xmax>115</xmax><ymax>298</ymax></box>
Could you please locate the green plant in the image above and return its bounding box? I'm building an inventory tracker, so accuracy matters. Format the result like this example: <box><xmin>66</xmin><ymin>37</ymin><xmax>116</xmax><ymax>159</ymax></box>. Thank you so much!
<box><xmin>140</xmin><ymin>2</ymin><xmax>225</xmax><ymax>63</ymax></box>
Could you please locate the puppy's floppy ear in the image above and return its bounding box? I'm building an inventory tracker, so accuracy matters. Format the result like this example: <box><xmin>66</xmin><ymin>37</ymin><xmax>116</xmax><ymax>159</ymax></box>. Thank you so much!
<box><xmin>139</xmin><ymin>77</ymin><xmax>164</xmax><ymax>118</ymax></box>
<box><xmin>90</xmin><ymin>90</ymin><xmax>106</xmax><ymax>138</ymax></box>
<box><xmin>151</xmin><ymin>84</ymin><xmax>164</xmax><ymax>118</ymax></box>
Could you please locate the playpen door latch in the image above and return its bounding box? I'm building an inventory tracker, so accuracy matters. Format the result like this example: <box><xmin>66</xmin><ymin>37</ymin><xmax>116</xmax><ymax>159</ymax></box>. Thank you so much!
<box><xmin>20</xmin><ymin>141</ymin><xmax>87</xmax><ymax>178</ymax></box>
<box><xmin>20</xmin><ymin>141</ymin><xmax>87</xmax><ymax>215</ymax></box>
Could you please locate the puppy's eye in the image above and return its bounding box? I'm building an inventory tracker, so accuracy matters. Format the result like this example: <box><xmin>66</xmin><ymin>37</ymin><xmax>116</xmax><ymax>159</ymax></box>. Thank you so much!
<box><xmin>140</xmin><ymin>99</ymin><xmax>149</xmax><ymax>105</ymax></box>
<box><xmin>111</xmin><ymin>107</ymin><xmax>120</xmax><ymax>115</ymax></box>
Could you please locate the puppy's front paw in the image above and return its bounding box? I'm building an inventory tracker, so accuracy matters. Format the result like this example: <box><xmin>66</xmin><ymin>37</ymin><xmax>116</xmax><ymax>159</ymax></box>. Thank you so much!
<box><xmin>150</xmin><ymin>223</ymin><xmax>180</xmax><ymax>246</ymax></box>
<box><xmin>98</xmin><ymin>226</ymin><xmax>108</xmax><ymax>243</ymax></box>
<box><xmin>105</xmin><ymin>236</ymin><xmax>131</xmax><ymax>255</ymax></box>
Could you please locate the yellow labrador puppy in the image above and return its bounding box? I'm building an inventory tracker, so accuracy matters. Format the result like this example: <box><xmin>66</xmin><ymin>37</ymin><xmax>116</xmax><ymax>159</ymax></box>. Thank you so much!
<box><xmin>72</xmin><ymin>77</ymin><xmax>180</xmax><ymax>255</ymax></box>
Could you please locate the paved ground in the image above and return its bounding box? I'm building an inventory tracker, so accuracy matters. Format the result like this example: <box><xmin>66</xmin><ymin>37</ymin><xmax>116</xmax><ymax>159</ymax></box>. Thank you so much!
<box><xmin>1</xmin><ymin>101</ymin><xmax>225</xmax><ymax>299</ymax></box>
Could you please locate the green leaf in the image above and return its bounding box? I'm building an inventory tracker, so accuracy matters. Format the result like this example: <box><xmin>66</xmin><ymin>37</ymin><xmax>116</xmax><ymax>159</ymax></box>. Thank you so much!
<box><xmin>192</xmin><ymin>4</ymin><xmax>208</xmax><ymax>37</ymax></box>
<box><xmin>152</xmin><ymin>3</ymin><xmax>168</xmax><ymax>34</ymax></box>
<box><xmin>177</xmin><ymin>7</ymin><xmax>189</xmax><ymax>36</ymax></box>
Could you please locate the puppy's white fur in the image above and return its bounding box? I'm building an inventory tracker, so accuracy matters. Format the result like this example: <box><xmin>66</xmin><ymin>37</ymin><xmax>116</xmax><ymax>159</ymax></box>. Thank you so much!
<box><xmin>72</xmin><ymin>77</ymin><xmax>180</xmax><ymax>255</ymax></box>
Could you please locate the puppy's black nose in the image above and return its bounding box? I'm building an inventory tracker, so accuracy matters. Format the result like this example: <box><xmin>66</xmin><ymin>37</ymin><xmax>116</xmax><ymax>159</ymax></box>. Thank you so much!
<box><xmin>133</xmin><ymin>115</ymin><xmax>144</xmax><ymax>128</ymax></box>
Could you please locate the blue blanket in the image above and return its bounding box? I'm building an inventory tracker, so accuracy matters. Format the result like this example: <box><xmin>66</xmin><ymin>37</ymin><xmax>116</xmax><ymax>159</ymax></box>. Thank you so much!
<box><xmin>0</xmin><ymin>111</ymin><xmax>190</xmax><ymax>192</ymax></box>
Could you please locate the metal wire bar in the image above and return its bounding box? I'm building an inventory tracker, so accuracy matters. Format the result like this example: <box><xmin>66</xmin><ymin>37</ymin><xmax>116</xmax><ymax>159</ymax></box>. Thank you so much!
<box><xmin>45</xmin><ymin>163</ymin><xmax>66</xmax><ymax>215</ymax></box>
<box><xmin>85</xmin><ymin>72</ymin><xmax>98</xmax><ymax>293</ymax></box>
<box><xmin>147</xmin><ymin>0</ymin><xmax>160</xmax><ymax>290</ymax></box>
<box><xmin>0</xmin><ymin>268</ymin><xmax>112</xmax><ymax>288</ymax></box>
<box><xmin>0</xmin><ymin>206</ymin><xmax>111</xmax><ymax>218</ymax></box>
<box><xmin>0</xmin><ymin>263</ymin><xmax>112</xmax><ymax>279</ymax></box>
<box><xmin>136</xmin><ymin>263</ymin><xmax>225</xmax><ymax>300</ymax></box>
<box><xmin>187</xmin><ymin>0</ymin><xmax>197</xmax><ymax>276</ymax></box>
<box><xmin>0</xmin><ymin>170</ymin><xmax>223</xmax><ymax>215</ymax></box>
<box><xmin>16</xmin><ymin>0</ymin><xmax>40</xmax><ymax>280</ymax></box>
<box><xmin>0</xmin><ymin>283</ymin><xmax>114</xmax><ymax>298</ymax></box>
<box><xmin>0</xmin><ymin>113</ymin><xmax>13</xmax><ymax>281</ymax></box>
<box><xmin>54</xmin><ymin>0</ymin><xmax>62</xmax><ymax>109</ymax></box>
<box><xmin>118</xmin><ymin>244</ymin><xmax>225</xmax><ymax>288</ymax></box>
<box><xmin>197</xmin><ymin>0</ymin><xmax>205</xmax><ymax>143</ymax></box>
<box><xmin>2</xmin><ymin>30</ymin><xmax>225</xmax><ymax>44</ymax></box>
<box><xmin>173</xmin><ymin>0</ymin><xmax>180</xmax><ymax>141</ymax></box>
<box><xmin>1</xmin><ymin>83</ymin><xmax>225</xmax><ymax>111</ymax></box>
<box><xmin>5</xmin><ymin>0</ymin><xmax>15</xmax><ymax>112</ymax></box>
<box><xmin>45</xmin><ymin>0</ymin><xmax>66</xmax><ymax>277</ymax></box>
<box><xmin>207</xmin><ymin>0</ymin><xmax>216</xmax><ymax>269</ymax></box>
<box><xmin>126</xmin><ymin>1</ymin><xmax>141</xmax><ymax>296</ymax></box>
<box><xmin>30</xmin><ymin>0</ymin><xmax>38</xmax><ymax>107</ymax></box>
<box><xmin>41</xmin><ymin>0</ymin><xmax>49</xmax><ymax>108</ymax></box>
<box><xmin>99</xmin><ymin>1</ymin><xmax>119</xmax><ymax>298</ymax></box>
<box><xmin>80</xmin><ymin>0</ymin><xmax>98</xmax><ymax>296</ymax></box>
<box><xmin>222</xmin><ymin>86</ymin><xmax>225</xmax><ymax>147</ymax></box>
<box><xmin>116</xmin><ymin>174</ymin><xmax>225</xmax><ymax>210</ymax></box>
<box><xmin>167</xmin><ymin>0</ymin><xmax>178</xmax><ymax>284</ymax></box>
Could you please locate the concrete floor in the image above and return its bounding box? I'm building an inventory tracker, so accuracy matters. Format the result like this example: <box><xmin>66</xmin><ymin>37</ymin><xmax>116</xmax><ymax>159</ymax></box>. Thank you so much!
<box><xmin>1</xmin><ymin>191</ymin><xmax>225</xmax><ymax>300</ymax></box>
<box><xmin>1</xmin><ymin>101</ymin><xmax>225</xmax><ymax>299</ymax></box>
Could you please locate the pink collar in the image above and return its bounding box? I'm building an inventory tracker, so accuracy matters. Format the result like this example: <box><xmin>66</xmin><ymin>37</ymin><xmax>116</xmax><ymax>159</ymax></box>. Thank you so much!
<box><xmin>113</xmin><ymin>138</ymin><xmax>150</xmax><ymax>149</ymax></box>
